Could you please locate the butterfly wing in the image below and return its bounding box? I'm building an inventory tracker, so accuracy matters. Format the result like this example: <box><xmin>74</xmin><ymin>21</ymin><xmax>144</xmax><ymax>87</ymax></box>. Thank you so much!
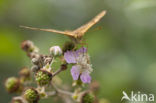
<box><xmin>20</xmin><ymin>25</ymin><xmax>73</xmax><ymax>36</ymax></box>
<box><xmin>73</xmin><ymin>10</ymin><xmax>106</xmax><ymax>37</ymax></box>
<box><xmin>20</xmin><ymin>10</ymin><xmax>106</xmax><ymax>39</ymax></box>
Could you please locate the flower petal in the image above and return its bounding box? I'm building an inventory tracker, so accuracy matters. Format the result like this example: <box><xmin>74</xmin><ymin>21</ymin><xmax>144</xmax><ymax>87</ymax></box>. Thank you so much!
<box><xmin>71</xmin><ymin>65</ymin><xmax>81</xmax><ymax>80</ymax></box>
<box><xmin>64</xmin><ymin>51</ymin><xmax>77</xmax><ymax>63</ymax></box>
<box><xmin>80</xmin><ymin>71</ymin><xmax>91</xmax><ymax>83</ymax></box>
<box><xmin>76</xmin><ymin>47</ymin><xmax>87</xmax><ymax>56</ymax></box>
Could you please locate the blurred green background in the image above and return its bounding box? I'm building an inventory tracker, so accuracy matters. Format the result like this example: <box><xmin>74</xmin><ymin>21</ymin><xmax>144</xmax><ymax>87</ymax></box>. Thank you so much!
<box><xmin>0</xmin><ymin>0</ymin><xmax>156</xmax><ymax>103</ymax></box>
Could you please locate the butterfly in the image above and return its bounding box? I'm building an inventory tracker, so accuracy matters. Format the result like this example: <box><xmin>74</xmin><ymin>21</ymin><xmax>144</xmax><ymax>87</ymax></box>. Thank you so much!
<box><xmin>20</xmin><ymin>10</ymin><xmax>106</xmax><ymax>43</ymax></box>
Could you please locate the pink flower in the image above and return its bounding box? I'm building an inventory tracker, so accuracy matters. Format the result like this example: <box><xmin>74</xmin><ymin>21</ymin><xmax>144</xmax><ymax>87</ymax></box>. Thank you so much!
<box><xmin>64</xmin><ymin>47</ymin><xmax>92</xmax><ymax>83</ymax></box>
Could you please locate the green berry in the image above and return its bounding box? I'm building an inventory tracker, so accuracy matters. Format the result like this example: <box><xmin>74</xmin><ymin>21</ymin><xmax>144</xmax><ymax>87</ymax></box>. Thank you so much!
<box><xmin>35</xmin><ymin>70</ymin><xmax>52</xmax><ymax>86</ymax></box>
<box><xmin>81</xmin><ymin>92</ymin><xmax>94</xmax><ymax>103</ymax></box>
<box><xmin>23</xmin><ymin>88</ymin><xmax>39</xmax><ymax>103</ymax></box>
<box><xmin>5</xmin><ymin>77</ymin><xmax>20</xmax><ymax>93</ymax></box>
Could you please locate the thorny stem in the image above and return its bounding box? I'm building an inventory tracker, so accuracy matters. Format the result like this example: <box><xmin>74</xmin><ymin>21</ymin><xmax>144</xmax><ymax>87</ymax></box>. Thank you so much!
<box><xmin>52</xmin><ymin>83</ymin><xmax>73</xmax><ymax>96</ymax></box>
<box><xmin>13</xmin><ymin>96</ymin><xmax>22</xmax><ymax>100</ymax></box>
<box><xmin>52</xmin><ymin>84</ymin><xmax>74</xmax><ymax>103</ymax></box>
<box><xmin>46</xmin><ymin>91</ymin><xmax>56</xmax><ymax>97</ymax></box>
<box><xmin>48</xmin><ymin>56</ymin><xmax>54</xmax><ymax>71</ymax></box>
<box><xmin>53</xmin><ymin>67</ymin><xmax>63</xmax><ymax>77</ymax></box>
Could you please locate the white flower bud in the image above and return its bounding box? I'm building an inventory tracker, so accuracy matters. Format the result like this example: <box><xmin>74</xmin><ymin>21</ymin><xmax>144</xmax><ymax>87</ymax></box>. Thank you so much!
<box><xmin>49</xmin><ymin>46</ymin><xmax>62</xmax><ymax>56</ymax></box>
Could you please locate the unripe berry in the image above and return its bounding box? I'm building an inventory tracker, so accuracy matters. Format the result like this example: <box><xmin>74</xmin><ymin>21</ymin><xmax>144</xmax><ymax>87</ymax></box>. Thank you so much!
<box><xmin>49</xmin><ymin>46</ymin><xmax>62</xmax><ymax>57</ymax></box>
<box><xmin>23</xmin><ymin>88</ymin><xmax>39</xmax><ymax>103</ymax></box>
<box><xmin>5</xmin><ymin>77</ymin><xmax>22</xmax><ymax>93</ymax></box>
<box><xmin>35</xmin><ymin>70</ymin><xmax>52</xmax><ymax>86</ymax></box>
<box><xmin>81</xmin><ymin>92</ymin><xmax>95</xmax><ymax>103</ymax></box>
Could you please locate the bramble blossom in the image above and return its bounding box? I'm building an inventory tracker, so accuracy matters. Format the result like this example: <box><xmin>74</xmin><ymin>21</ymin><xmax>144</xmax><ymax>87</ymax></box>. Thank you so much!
<box><xmin>50</xmin><ymin>46</ymin><xmax>62</xmax><ymax>56</ymax></box>
<box><xmin>64</xmin><ymin>47</ymin><xmax>93</xmax><ymax>83</ymax></box>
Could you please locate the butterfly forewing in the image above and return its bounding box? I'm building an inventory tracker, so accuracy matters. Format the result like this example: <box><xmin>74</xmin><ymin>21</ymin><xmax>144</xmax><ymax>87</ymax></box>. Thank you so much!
<box><xmin>73</xmin><ymin>10</ymin><xmax>106</xmax><ymax>37</ymax></box>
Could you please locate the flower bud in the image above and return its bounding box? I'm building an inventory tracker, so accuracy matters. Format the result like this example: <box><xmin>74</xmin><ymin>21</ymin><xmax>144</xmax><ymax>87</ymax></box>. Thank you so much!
<box><xmin>44</xmin><ymin>57</ymin><xmax>52</xmax><ymax>64</ymax></box>
<box><xmin>29</xmin><ymin>53</ymin><xmax>40</xmax><ymax>59</ymax></box>
<box><xmin>49</xmin><ymin>46</ymin><xmax>62</xmax><ymax>56</ymax></box>
<box><xmin>5</xmin><ymin>77</ymin><xmax>22</xmax><ymax>93</ymax></box>
<box><xmin>19</xmin><ymin>67</ymin><xmax>31</xmax><ymax>82</ymax></box>
<box><xmin>21</xmin><ymin>40</ymin><xmax>34</xmax><ymax>52</ymax></box>
<box><xmin>31</xmin><ymin>65</ymin><xmax>40</xmax><ymax>72</ymax></box>
<box><xmin>35</xmin><ymin>70</ymin><xmax>52</xmax><ymax>86</ymax></box>
<box><xmin>31</xmin><ymin>58</ymin><xmax>40</xmax><ymax>65</ymax></box>
<box><xmin>81</xmin><ymin>92</ymin><xmax>94</xmax><ymax>103</ymax></box>
<box><xmin>23</xmin><ymin>88</ymin><xmax>39</xmax><ymax>103</ymax></box>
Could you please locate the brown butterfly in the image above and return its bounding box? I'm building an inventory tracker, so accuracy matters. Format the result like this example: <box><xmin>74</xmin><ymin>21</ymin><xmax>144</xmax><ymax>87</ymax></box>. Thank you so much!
<box><xmin>20</xmin><ymin>10</ymin><xmax>106</xmax><ymax>43</ymax></box>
